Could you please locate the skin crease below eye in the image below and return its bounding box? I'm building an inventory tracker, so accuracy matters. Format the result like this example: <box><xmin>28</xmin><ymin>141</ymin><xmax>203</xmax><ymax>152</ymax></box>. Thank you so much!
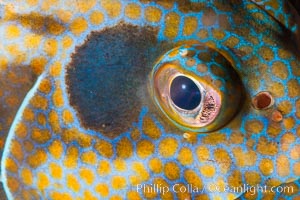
<box><xmin>0</xmin><ymin>1</ymin><xmax>299</xmax><ymax>200</ymax></box>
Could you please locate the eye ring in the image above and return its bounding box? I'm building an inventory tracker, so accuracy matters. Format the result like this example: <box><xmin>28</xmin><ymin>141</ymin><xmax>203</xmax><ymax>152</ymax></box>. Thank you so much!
<box><xmin>150</xmin><ymin>44</ymin><xmax>243</xmax><ymax>133</ymax></box>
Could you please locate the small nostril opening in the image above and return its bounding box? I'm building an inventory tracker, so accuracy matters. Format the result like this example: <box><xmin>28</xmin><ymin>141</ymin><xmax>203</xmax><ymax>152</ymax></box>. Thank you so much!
<box><xmin>252</xmin><ymin>91</ymin><xmax>274</xmax><ymax>110</ymax></box>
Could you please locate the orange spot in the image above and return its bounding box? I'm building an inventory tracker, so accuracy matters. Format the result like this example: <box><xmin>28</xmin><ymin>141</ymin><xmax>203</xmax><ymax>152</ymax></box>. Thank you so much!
<box><xmin>90</xmin><ymin>11</ymin><xmax>104</xmax><ymax>25</ymax></box>
<box><xmin>290</xmin><ymin>145</ymin><xmax>300</xmax><ymax>160</ymax></box>
<box><xmin>267</xmin><ymin>122</ymin><xmax>282</xmax><ymax>137</ymax></box>
<box><xmin>136</xmin><ymin>140</ymin><xmax>154</xmax><ymax>158</ymax></box>
<box><xmin>48</xmin><ymin>20</ymin><xmax>65</xmax><ymax>35</ymax></box>
<box><xmin>257</xmin><ymin>137</ymin><xmax>278</xmax><ymax>156</ymax></box>
<box><xmin>259</xmin><ymin>158</ymin><xmax>274</xmax><ymax>176</ymax></box>
<box><xmin>111</xmin><ymin>176</ymin><xmax>126</xmax><ymax>190</ymax></box>
<box><xmin>27</xmin><ymin>149</ymin><xmax>47</xmax><ymax>168</ymax></box>
<box><xmin>83</xmin><ymin>191</ymin><xmax>97</xmax><ymax>200</ymax></box>
<box><xmin>293</xmin><ymin>162</ymin><xmax>300</xmax><ymax>176</ymax></box>
<box><xmin>95</xmin><ymin>183</ymin><xmax>109</xmax><ymax>197</ymax></box>
<box><xmin>116</xmin><ymin>137</ymin><xmax>133</xmax><ymax>158</ymax></box>
<box><xmin>184</xmin><ymin>169</ymin><xmax>203</xmax><ymax>188</ymax></box>
<box><xmin>130</xmin><ymin>128</ymin><xmax>140</xmax><ymax>141</ymax></box>
<box><xmin>98</xmin><ymin>160</ymin><xmax>110</xmax><ymax>175</ymax></box>
<box><xmin>62</xmin><ymin>128</ymin><xmax>92</xmax><ymax>147</ymax></box>
<box><xmin>26</xmin><ymin>0</ymin><xmax>39</xmax><ymax>6</ymax></box>
<box><xmin>287</xmin><ymin>79</ymin><xmax>300</xmax><ymax>98</ymax></box>
<box><xmin>213</xmin><ymin>148</ymin><xmax>231</xmax><ymax>173</ymax></box>
<box><xmin>67</xmin><ymin>174</ymin><xmax>80</xmax><ymax>192</ymax></box>
<box><xmin>164</xmin><ymin>12</ymin><xmax>180</xmax><ymax>38</ymax></box>
<box><xmin>244</xmin><ymin>171</ymin><xmax>261</xmax><ymax>185</ymax></box>
<box><xmin>62</xmin><ymin>109</ymin><xmax>74</xmax><ymax>124</ymax></box>
<box><xmin>159</xmin><ymin>138</ymin><xmax>178</xmax><ymax>157</ymax></box>
<box><xmin>164</xmin><ymin>162</ymin><xmax>180</xmax><ymax>180</ymax></box>
<box><xmin>110</xmin><ymin>195</ymin><xmax>123</xmax><ymax>200</ymax></box>
<box><xmin>283</xmin><ymin>117</ymin><xmax>295</xmax><ymax>130</ymax></box>
<box><xmin>175</xmin><ymin>183</ymin><xmax>191</xmax><ymax>200</ymax></box>
<box><xmin>11</xmin><ymin>140</ymin><xmax>23</xmax><ymax>161</ymax></box>
<box><xmin>145</xmin><ymin>7</ymin><xmax>162</xmax><ymax>23</ymax></box>
<box><xmin>281</xmin><ymin>132</ymin><xmax>296</xmax><ymax>151</ymax></box>
<box><xmin>5</xmin><ymin>158</ymin><xmax>18</xmax><ymax>173</ymax></box>
<box><xmin>51</xmin><ymin>192</ymin><xmax>72</xmax><ymax>200</ymax></box>
<box><xmin>55</xmin><ymin>10</ymin><xmax>73</xmax><ymax>23</ymax></box>
<box><xmin>81</xmin><ymin>151</ymin><xmax>97</xmax><ymax>165</ymax></box>
<box><xmin>100</xmin><ymin>0</ymin><xmax>122</xmax><ymax>18</ymax></box>
<box><xmin>30</xmin><ymin>94</ymin><xmax>48</xmax><ymax>110</ymax></box>
<box><xmin>94</xmin><ymin>139</ymin><xmax>114</xmax><ymax>158</ymax></box>
<box><xmin>15</xmin><ymin>122</ymin><xmax>27</xmax><ymax>138</ymax></box>
<box><xmin>227</xmin><ymin>170</ymin><xmax>242</xmax><ymax>187</ymax></box>
<box><xmin>30</xmin><ymin>57</ymin><xmax>47</xmax><ymax>75</ymax></box>
<box><xmin>178</xmin><ymin>147</ymin><xmax>193</xmax><ymax>165</ymax></box>
<box><xmin>142</xmin><ymin>116</ymin><xmax>161</xmax><ymax>139</ymax></box>
<box><xmin>24</xmin><ymin>34</ymin><xmax>42</xmax><ymax>49</ymax></box>
<box><xmin>39</xmin><ymin>79</ymin><xmax>52</xmax><ymax>94</ymax></box>
<box><xmin>49</xmin><ymin>61</ymin><xmax>62</xmax><ymax>77</ymax></box>
<box><xmin>196</xmin><ymin>146</ymin><xmax>210</xmax><ymax>162</ymax></box>
<box><xmin>149</xmin><ymin>158</ymin><xmax>163</xmax><ymax>173</ymax></box>
<box><xmin>199</xmin><ymin>165</ymin><xmax>216</xmax><ymax>177</ymax></box>
<box><xmin>37</xmin><ymin>172</ymin><xmax>50</xmax><ymax>190</ymax></box>
<box><xmin>62</xmin><ymin>36</ymin><xmax>73</xmax><ymax>49</ymax></box>
<box><xmin>114</xmin><ymin>159</ymin><xmax>126</xmax><ymax>172</ymax></box>
<box><xmin>7</xmin><ymin>176</ymin><xmax>19</xmax><ymax>193</ymax></box>
<box><xmin>0</xmin><ymin>56</ymin><xmax>8</xmax><ymax>71</ymax></box>
<box><xmin>202</xmin><ymin>132</ymin><xmax>226</xmax><ymax>144</ymax></box>
<box><xmin>49</xmin><ymin>110</ymin><xmax>60</xmax><ymax>133</ymax></box>
<box><xmin>75</xmin><ymin>0</ymin><xmax>97</xmax><ymax>13</ymax></box>
<box><xmin>276</xmin><ymin>155</ymin><xmax>290</xmax><ymax>177</ymax></box>
<box><xmin>125</xmin><ymin>4</ymin><xmax>141</xmax><ymax>19</ymax></box>
<box><xmin>21</xmin><ymin>168</ymin><xmax>33</xmax><ymax>185</ymax></box>
<box><xmin>24</xmin><ymin>140</ymin><xmax>34</xmax><ymax>153</ymax></box>
<box><xmin>127</xmin><ymin>191</ymin><xmax>142</xmax><ymax>200</ymax></box>
<box><xmin>229</xmin><ymin>132</ymin><xmax>244</xmax><ymax>144</ymax></box>
<box><xmin>6</xmin><ymin>25</ymin><xmax>20</xmax><ymax>39</ymax></box>
<box><xmin>6</xmin><ymin>45</ymin><xmax>26</xmax><ymax>64</ymax></box>
<box><xmin>44</xmin><ymin>38</ymin><xmax>58</xmax><ymax>57</ymax></box>
<box><xmin>132</xmin><ymin>162</ymin><xmax>150</xmax><ymax>183</ymax></box>
<box><xmin>31</xmin><ymin>127</ymin><xmax>51</xmax><ymax>144</ymax></box>
<box><xmin>183</xmin><ymin>16</ymin><xmax>198</xmax><ymax>36</ymax></box>
<box><xmin>245</xmin><ymin>120</ymin><xmax>264</xmax><ymax>134</ymax></box>
<box><xmin>52</xmin><ymin>84</ymin><xmax>64</xmax><ymax>107</ymax></box>
<box><xmin>70</xmin><ymin>17</ymin><xmax>88</xmax><ymax>35</ymax></box>
<box><xmin>49</xmin><ymin>163</ymin><xmax>62</xmax><ymax>179</ymax></box>
<box><xmin>232</xmin><ymin>147</ymin><xmax>257</xmax><ymax>167</ymax></box>
<box><xmin>79</xmin><ymin>168</ymin><xmax>95</xmax><ymax>185</ymax></box>
<box><xmin>64</xmin><ymin>146</ymin><xmax>79</xmax><ymax>169</ymax></box>
<box><xmin>48</xmin><ymin>140</ymin><xmax>63</xmax><ymax>159</ymax></box>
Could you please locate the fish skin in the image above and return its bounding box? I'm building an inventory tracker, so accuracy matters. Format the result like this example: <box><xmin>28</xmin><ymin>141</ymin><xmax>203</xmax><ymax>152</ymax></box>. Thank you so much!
<box><xmin>0</xmin><ymin>0</ymin><xmax>299</xmax><ymax>199</ymax></box>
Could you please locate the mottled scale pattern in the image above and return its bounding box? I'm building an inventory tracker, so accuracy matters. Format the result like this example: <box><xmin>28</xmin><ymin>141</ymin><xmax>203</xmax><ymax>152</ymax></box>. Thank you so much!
<box><xmin>0</xmin><ymin>0</ymin><xmax>299</xmax><ymax>200</ymax></box>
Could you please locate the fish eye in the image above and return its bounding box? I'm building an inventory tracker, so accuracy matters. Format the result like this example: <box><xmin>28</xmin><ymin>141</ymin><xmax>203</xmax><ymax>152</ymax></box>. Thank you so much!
<box><xmin>150</xmin><ymin>44</ymin><xmax>243</xmax><ymax>132</ymax></box>
<box><xmin>170</xmin><ymin>75</ymin><xmax>202</xmax><ymax>110</ymax></box>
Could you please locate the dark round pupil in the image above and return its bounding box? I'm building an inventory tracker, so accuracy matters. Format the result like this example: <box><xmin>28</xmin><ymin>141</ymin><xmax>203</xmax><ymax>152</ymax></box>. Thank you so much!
<box><xmin>170</xmin><ymin>76</ymin><xmax>201</xmax><ymax>110</ymax></box>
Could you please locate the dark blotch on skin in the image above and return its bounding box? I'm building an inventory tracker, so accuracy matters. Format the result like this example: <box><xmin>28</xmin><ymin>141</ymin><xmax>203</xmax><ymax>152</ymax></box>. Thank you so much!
<box><xmin>66</xmin><ymin>23</ymin><xmax>170</xmax><ymax>138</ymax></box>
<box><xmin>9</xmin><ymin>12</ymin><xmax>66</xmax><ymax>35</ymax></box>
